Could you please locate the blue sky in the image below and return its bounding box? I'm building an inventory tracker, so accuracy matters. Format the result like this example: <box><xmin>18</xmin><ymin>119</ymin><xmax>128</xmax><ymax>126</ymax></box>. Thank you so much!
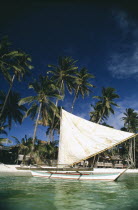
<box><xmin>1</xmin><ymin>0</ymin><xmax>138</xmax><ymax>144</ymax></box>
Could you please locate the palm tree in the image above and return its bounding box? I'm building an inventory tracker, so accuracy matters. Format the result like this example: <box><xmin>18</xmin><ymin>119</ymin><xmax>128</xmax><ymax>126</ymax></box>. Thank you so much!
<box><xmin>0</xmin><ymin>90</ymin><xmax>27</xmax><ymax>129</ymax></box>
<box><xmin>0</xmin><ymin>137</ymin><xmax>11</xmax><ymax>145</ymax></box>
<box><xmin>0</xmin><ymin>123</ymin><xmax>8</xmax><ymax>135</ymax></box>
<box><xmin>48</xmin><ymin>56</ymin><xmax>78</xmax><ymax>137</ymax></box>
<box><xmin>48</xmin><ymin>56</ymin><xmax>78</xmax><ymax>104</ymax></box>
<box><xmin>91</xmin><ymin>87</ymin><xmax>119</xmax><ymax>124</ymax></box>
<box><xmin>19</xmin><ymin>75</ymin><xmax>62</xmax><ymax>150</ymax></box>
<box><xmin>89</xmin><ymin>87</ymin><xmax>119</xmax><ymax>167</ymax></box>
<box><xmin>71</xmin><ymin>67</ymin><xmax>95</xmax><ymax>113</ymax></box>
<box><xmin>122</xmin><ymin>108</ymin><xmax>138</xmax><ymax>167</ymax></box>
<box><xmin>90</xmin><ymin>104</ymin><xmax>103</xmax><ymax>123</ymax></box>
<box><xmin>45</xmin><ymin>106</ymin><xmax>60</xmax><ymax>141</ymax></box>
<box><xmin>11</xmin><ymin>135</ymin><xmax>35</xmax><ymax>164</ymax></box>
<box><xmin>0</xmin><ymin>37</ymin><xmax>33</xmax><ymax>120</ymax></box>
<box><xmin>37</xmin><ymin>141</ymin><xmax>58</xmax><ymax>162</ymax></box>
<box><xmin>0</xmin><ymin>123</ymin><xmax>9</xmax><ymax>145</ymax></box>
<box><xmin>0</xmin><ymin>121</ymin><xmax>12</xmax><ymax>145</ymax></box>
<box><xmin>122</xmin><ymin>108</ymin><xmax>138</xmax><ymax>133</ymax></box>
<box><xmin>38</xmin><ymin>106</ymin><xmax>61</xmax><ymax>142</ymax></box>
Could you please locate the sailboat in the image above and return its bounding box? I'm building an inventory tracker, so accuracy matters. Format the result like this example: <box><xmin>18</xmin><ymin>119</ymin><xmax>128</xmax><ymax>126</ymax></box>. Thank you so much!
<box><xmin>31</xmin><ymin>109</ymin><xmax>137</xmax><ymax>181</ymax></box>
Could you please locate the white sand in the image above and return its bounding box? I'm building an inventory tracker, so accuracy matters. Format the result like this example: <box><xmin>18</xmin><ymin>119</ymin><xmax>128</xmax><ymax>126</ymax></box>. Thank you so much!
<box><xmin>0</xmin><ymin>164</ymin><xmax>32</xmax><ymax>176</ymax></box>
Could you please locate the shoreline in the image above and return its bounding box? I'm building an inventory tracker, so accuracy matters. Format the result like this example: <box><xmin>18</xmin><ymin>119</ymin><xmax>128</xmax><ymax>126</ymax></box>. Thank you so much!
<box><xmin>0</xmin><ymin>164</ymin><xmax>32</xmax><ymax>176</ymax></box>
<box><xmin>0</xmin><ymin>164</ymin><xmax>138</xmax><ymax>176</ymax></box>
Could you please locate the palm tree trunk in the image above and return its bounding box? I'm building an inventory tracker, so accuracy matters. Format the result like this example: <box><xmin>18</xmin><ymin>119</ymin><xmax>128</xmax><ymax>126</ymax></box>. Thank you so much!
<box><xmin>50</xmin><ymin>80</ymin><xmax>64</xmax><ymax>142</ymax></box>
<box><xmin>97</xmin><ymin>109</ymin><xmax>105</xmax><ymax>124</ymax></box>
<box><xmin>0</xmin><ymin>74</ymin><xmax>15</xmax><ymax>120</ymax></box>
<box><xmin>97</xmin><ymin>104</ymin><xmax>107</xmax><ymax>124</ymax></box>
<box><xmin>32</xmin><ymin>102</ymin><xmax>42</xmax><ymax>150</ymax></box>
<box><xmin>97</xmin><ymin>116</ymin><xmax>102</xmax><ymax>124</ymax></box>
<box><xmin>55</xmin><ymin>80</ymin><xmax>64</xmax><ymax>107</ymax></box>
<box><xmin>48</xmin><ymin>129</ymin><xmax>54</xmax><ymax>143</ymax></box>
<box><xmin>95</xmin><ymin>113</ymin><xmax>104</xmax><ymax>165</ymax></box>
<box><xmin>127</xmin><ymin>121</ymin><xmax>134</xmax><ymax>168</ymax></box>
<box><xmin>71</xmin><ymin>86</ymin><xmax>79</xmax><ymax>113</ymax></box>
<box><xmin>134</xmin><ymin>137</ymin><xmax>136</xmax><ymax>168</ymax></box>
<box><xmin>92</xmin><ymin>156</ymin><xmax>96</xmax><ymax>168</ymax></box>
<box><xmin>128</xmin><ymin>139</ymin><xmax>133</xmax><ymax>167</ymax></box>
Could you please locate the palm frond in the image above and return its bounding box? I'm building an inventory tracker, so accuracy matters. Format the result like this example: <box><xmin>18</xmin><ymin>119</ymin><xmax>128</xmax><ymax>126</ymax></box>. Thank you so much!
<box><xmin>18</xmin><ymin>96</ymin><xmax>38</xmax><ymax>105</ymax></box>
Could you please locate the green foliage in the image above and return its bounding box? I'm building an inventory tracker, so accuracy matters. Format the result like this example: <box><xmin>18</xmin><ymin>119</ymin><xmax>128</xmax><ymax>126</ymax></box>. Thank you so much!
<box><xmin>48</xmin><ymin>56</ymin><xmax>78</xmax><ymax>96</ymax></box>
<box><xmin>36</xmin><ymin>141</ymin><xmax>58</xmax><ymax>161</ymax></box>
<box><xmin>45</xmin><ymin>106</ymin><xmax>61</xmax><ymax>140</ymax></box>
<box><xmin>71</xmin><ymin>67</ymin><xmax>95</xmax><ymax>112</ymax></box>
<box><xmin>0</xmin><ymin>36</ymin><xmax>33</xmax><ymax>84</ymax></box>
<box><xmin>90</xmin><ymin>87</ymin><xmax>120</xmax><ymax>124</ymax></box>
<box><xmin>0</xmin><ymin>90</ymin><xmax>27</xmax><ymax>129</ymax></box>
<box><xmin>0</xmin><ymin>119</ymin><xmax>11</xmax><ymax>145</ymax></box>
<box><xmin>19</xmin><ymin>75</ymin><xmax>62</xmax><ymax>145</ymax></box>
<box><xmin>10</xmin><ymin>135</ymin><xmax>58</xmax><ymax>165</ymax></box>
<box><xmin>122</xmin><ymin>108</ymin><xmax>138</xmax><ymax>133</ymax></box>
<box><xmin>74</xmin><ymin>67</ymin><xmax>95</xmax><ymax>98</ymax></box>
<box><xmin>0</xmin><ymin>123</ymin><xmax>8</xmax><ymax>135</ymax></box>
<box><xmin>19</xmin><ymin>75</ymin><xmax>62</xmax><ymax>122</ymax></box>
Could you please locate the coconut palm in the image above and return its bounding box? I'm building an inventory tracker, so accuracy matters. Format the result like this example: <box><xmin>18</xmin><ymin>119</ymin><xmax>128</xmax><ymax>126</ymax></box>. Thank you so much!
<box><xmin>122</xmin><ymin>108</ymin><xmax>138</xmax><ymax>133</ymax></box>
<box><xmin>19</xmin><ymin>75</ymin><xmax>62</xmax><ymax>149</ymax></box>
<box><xmin>0</xmin><ymin>122</ymin><xmax>12</xmax><ymax>145</ymax></box>
<box><xmin>0</xmin><ymin>123</ymin><xmax>8</xmax><ymax>145</ymax></box>
<box><xmin>0</xmin><ymin>137</ymin><xmax>11</xmax><ymax>145</ymax></box>
<box><xmin>91</xmin><ymin>87</ymin><xmax>119</xmax><ymax>124</ymax></box>
<box><xmin>122</xmin><ymin>108</ymin><xmax>138</xmax><ymax>167</ymax></box>
<box><xmin>89</xmin><ymin>87</ymin><xmax>119</xmax><ymax>166</ymax></box>
<box><xmin>48</xmin><ymin>56</ymin><xmax>78</xmax><ymax>137</ymax></box>
<box><xmin>71</xmin><ymin>67</ymin><xmax>95</xmax><ymax>113</ymax></box>
<box><xmin>45</xmin><ymin>106</ymin><xmax>60</xmax><ymax>141</ymax></box>
<box><xmin>0</xmin><ymin>90</ymin><xmax>27</xmax><ymax>129</ymax></box>
<box><xmin>38</xmin><ymin>106</ymin><xmax>61</xmax><ymax>142</ymax></box>
<box><xmin>48</xmin><ymin>56</ymin><xmax>78</xmax><ymax>104</ymax></box>
<box><xmin>11</xmin><ymin>135</ymin><xmax>36</xmax><ymax>164</ymax></box>
<box><xmin>0</xmin><ymin>123</ymin><xmax>8</xmax><ymax>135</ymax></box>
<box><xmin>90</xmin><ymin>104</ymin><xmax>102</xmax><ymax>123</ymax></box>
<box><xmin>37</xmin><ymin>141</ymin><xmax>58</xmax><ymax>162</ymax></box>
<box><xmin>0</xmin><ymin>37</ymin><xmax>33</xmax><ymax>120</ymax></box>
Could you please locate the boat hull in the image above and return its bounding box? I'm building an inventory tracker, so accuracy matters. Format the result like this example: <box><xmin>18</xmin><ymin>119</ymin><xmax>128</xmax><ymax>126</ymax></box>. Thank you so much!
<box><xmin>31</xmin><ymin>170</ymin><xmax>126</xmax><ymax>181</ymax></box>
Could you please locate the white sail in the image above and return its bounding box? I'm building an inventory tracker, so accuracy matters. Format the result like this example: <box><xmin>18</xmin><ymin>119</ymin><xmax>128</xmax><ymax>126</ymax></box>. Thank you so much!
<box><xmin>58</xmin><ymin>109</ymin><xmax>136</xmax><ymax>166</ymax></box>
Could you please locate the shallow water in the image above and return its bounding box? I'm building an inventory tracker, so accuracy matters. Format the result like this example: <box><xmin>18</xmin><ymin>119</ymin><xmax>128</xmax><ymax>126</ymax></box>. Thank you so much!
<box><xmin>0</xmin><ymin>173</ymin><xmax>138</xmax><ymax>210</ymax></box>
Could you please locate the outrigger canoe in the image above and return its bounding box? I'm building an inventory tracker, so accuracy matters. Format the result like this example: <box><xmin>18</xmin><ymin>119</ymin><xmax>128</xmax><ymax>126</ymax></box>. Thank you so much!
<box><xmin>31</xmin><ymin>169</ymin><xmax>126</xmax><ymax>181</ymax></box>
<box><xmin>31</xmin><ymin>109</ymin><xmax>136</xmax><ymax>181</ymax></box>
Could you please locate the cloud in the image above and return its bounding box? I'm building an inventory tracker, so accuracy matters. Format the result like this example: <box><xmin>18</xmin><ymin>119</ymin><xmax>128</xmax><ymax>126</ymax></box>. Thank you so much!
<box><xmin>107</xmin><ymin>110</ymin><xmax>124</xmax><ymax>129</ymax></box>
<box><xmin>108</xmin><ymin>45</ymin><xmax>138</xmax><ymax>78</ymax></box>
<box><xmin>108</xmin><ymin>10</ymin><xmax>138</xmax><ymax>79</ymax></box>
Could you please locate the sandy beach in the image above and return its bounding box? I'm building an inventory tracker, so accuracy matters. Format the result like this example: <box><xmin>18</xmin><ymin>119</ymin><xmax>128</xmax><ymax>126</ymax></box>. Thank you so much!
<box><xmin>0</xmin><ymin>164</ymin><xmax>32</xmax><ymax>176</ymax></box>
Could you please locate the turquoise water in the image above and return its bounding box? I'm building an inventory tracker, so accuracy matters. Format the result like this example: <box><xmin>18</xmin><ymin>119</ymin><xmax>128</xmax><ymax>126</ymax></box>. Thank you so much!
<box><xmin>0</xmin><ymin>174</ymin><xmax>138</xmax><ymax>210</ymax></box>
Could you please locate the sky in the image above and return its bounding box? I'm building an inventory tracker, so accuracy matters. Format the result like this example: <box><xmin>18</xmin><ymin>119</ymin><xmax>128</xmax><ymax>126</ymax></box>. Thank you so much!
<box><xmin>1</xmin><ymin>0</ymin><xmax>138</xmax><ymax>144</ymax></box>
